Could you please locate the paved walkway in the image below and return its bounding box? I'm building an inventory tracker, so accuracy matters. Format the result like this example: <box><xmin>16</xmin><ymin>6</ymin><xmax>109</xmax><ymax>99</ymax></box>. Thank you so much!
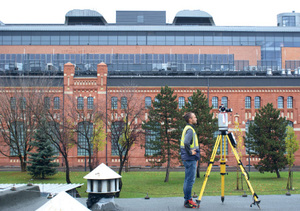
<box><xmin>2</xmin><ymin>194</ymin><xmax>299</xmax><ymax>211</ymax></box>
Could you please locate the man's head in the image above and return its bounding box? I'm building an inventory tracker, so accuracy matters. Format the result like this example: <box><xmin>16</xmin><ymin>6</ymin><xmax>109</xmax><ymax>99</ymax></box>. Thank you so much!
<box><xmin>183</xmin><ymin>112</ymin><xmax>197</xmax><ymax>125</ymax></box>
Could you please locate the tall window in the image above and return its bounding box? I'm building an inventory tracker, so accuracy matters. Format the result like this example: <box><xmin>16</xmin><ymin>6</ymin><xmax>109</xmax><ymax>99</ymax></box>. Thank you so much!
<box><xmin>245</xmin><ymin>120</ymin><xmax>255</xmax><ymax>154</ymax></box>
<box><xmin>178</xmin><ymin>97</ymin><xmax>185</xmax><ymax>109</ymax></box>
<box><xmin>19</xmin><ymin>97</ymin><xmax>26</xmax><ymax>110</ymax></box>
<box><xmin>54</xmin><ymin>97</ymin><xmax>60</xmax><ymax>109</ymax></box>
<box><xmin>77</xmin><ymin>97</ymin><xmax>84</xmax><ymax>110</ymax></box>
<box><xmin>87</xmin><ymin>97</ymin><xmax>94</xmax><ymax>110</ymax></box>
<box><xmin>245</xmin><ymin>96</ymin><xmax>251</xmax><ymax>109</ymax></box>
<box><xmin>145</xmin><ymin>97</ymin><xmax>151</xmax><ymax>109</ymax></box>
<box><xmin>121</xmin><ymin>97</ymin><xmax>128</xmax><ymax>110</ymax></box>
<box><xmin>145</xmin><ymin>128</ymin><xmax>161</xmax><ymax>156</ymax></box>
<box><xmin>278</xmin><ymin>96</ymin><xmax>284</xmax><ymax>109</ymax></box>
<box><xmin>77</xmin><ymin>121</ymin><xmax>93</xmax><ymax>156</ymax></box>
<box><xmin>111</xmin><ymin>97</ymin><xmax>118</xmax><ymax>110</ymax></box>
<box><xmin>10</xmin><ymin>97</ymin><xmax>16</xmax><ymax>110</ymax></box>
<box><xmin>254</xmin><ymin>96</ymin><xmax>261</xmax><ymax>109</ymax></box>
<box><xmin>10</xmin><ymin>122</ymin><xmax>24</xmax><ymax>156</ymax></box>
<box><xmin>111</xmin><ymin>121</ymin><xmax>124</xmax><ymax>156</ymax></box>
<box><xmin>287</xmin><ymin>96</ymin><xmax>293</xmax><ymax>109</ymax></box>
<box><xmin>44</xmin><ymin>97</ymin><xmax>50</xmax><ymax>110</ymax></box>
<box><xmin>212</xmin><ymin>97</ymin><xmax>218</xmax><ymax>109</ymax></box>
<box><xmin>221</xmin><ymin>96</ymin><xmax>228</xmax><ymax>108</ymax></box>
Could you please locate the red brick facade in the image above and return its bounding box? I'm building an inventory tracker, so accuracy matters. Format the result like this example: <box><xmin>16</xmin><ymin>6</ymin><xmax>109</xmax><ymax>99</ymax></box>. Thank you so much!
<box><xmin>0</xmin><ymin>46</ymin><xmax>299</xmax><ymax>169</ymax></box>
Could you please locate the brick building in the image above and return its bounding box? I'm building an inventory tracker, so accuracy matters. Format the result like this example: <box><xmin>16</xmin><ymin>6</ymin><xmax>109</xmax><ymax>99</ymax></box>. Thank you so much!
<box><xmin>0</xmin><ymin>9</ymin><xmax>300</xmax><ymax>168</ymax></box>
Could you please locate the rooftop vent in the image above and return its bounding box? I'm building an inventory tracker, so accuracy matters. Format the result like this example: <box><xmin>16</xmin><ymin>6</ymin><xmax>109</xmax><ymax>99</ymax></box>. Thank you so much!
<box><xmin>65</xmin><ymin>9</ymin><xmax>107</xmax><ymax>25</ymax></box>
<box><xmin>173</xmin><ymin>10</ymin><xmax>215</xmax><ymax>26</ymax></box>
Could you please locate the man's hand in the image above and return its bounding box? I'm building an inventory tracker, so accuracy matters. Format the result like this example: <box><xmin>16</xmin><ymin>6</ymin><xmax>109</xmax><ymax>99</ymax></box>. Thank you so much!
<box><xmin>191</xmin><ymin>149</ymin><xmax>196</xmax><ymax>155</ymax></box>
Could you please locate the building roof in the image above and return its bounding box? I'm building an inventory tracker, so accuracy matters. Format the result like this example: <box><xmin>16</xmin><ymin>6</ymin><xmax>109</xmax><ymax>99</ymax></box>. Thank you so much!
<box><xmin>1</xmin><ymin>24</ymin><xmax>300</xmax><ymax>32</ymax></box>
<box><xmin>36</xmin><ymin>191</ymin><xmax>89</xmax><ymax>211</ymax></box>
<box><xmin>0</xmin><ymin>183</ymin><xmax>83</xmax><ymax>195</ymax></box>
<box><xmin>84</xmin><ymin>163</ymin><xmax>122</xmax><ymax>180</ymax></box>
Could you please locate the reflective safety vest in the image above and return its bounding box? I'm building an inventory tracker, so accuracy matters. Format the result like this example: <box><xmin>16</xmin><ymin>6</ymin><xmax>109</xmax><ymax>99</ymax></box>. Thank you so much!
<box><xmin>180</xmin><ymin>125</ymin><xmax>199</xmax><ymax>150</ymax></box>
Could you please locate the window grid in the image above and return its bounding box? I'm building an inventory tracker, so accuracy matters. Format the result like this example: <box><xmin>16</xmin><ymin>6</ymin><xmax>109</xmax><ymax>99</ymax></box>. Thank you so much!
<box><xmin>212</xmin><ymin>97</ymin><xmax>218</xmax><ymax>109</ymax></box>
<box><xmin>44</xmin><ymin>97</ymin><xmax>50</xmax><ymax>110</ymax></box>
<box><xmin>54</xmin><ymin>97</ymin><xmax>60</xmax><ymax>109</ymax></box>
<box><xmin>77</xmin><ymin>97</ymin><xmax>84</xmax><ymax>110</ymax></box>
<box><xmin>178</xmin><ymin>97</ymin><xmax>185</xmax><ymax>109</ymax></box>
<box><xmin>255</xmin><ymin>96</ymin><xmax>261</xmax><ymax>109</ymax></box>
<box><xmin>87</xmin><ymin>97</ymin><xmax>94</xmax><ymax>110</ymax></box>
<box><xmin>10</xmin><ymin>122</ymin><xmax>24</xmax><ymax>156</ymax></box>
<box><xmin>145</xmin><ymin>129</ymin><xmax>161</xmax><ymax>156</ymax></box>
<box><xmin>245</xmin><ymin>96</ymin><xmax>251</xmax><ymax>109</ymax></box>
<box><xmin>278</xmin><ymin>96</ymin><xmax>284</xmax><ymax>109</ymax></box>
<box><xmin>77</xmin><ymin>122</ymin><xmax>93</xmax><ymax>156</ymax></box>
<box><xmin>221</xmin><ymin>97</ymin><xmax>228</xmax><ymax>108</ymax></box>
<box><xmin>111</xmin><ymin>97</ymin><xmax>118</xmax><ymax>110</ymax></box>
<box><xmin>121</xmin><ymin>97</ymin><xmax>127</xmax><ymax>110</ymax></box>
<box><xmin>10</xmin><ymin>97</ymin><xmax>16</xmax><ymax>110</ymax></box>
<box><xmin>145</xmin><ymin>97</ymin><xmax>151</xmax><ymax>109</ymax></box>
<box><xmin>287</xmin><ymin>96</ymin><xmax>293</xmax><ymax>109</ymax></box>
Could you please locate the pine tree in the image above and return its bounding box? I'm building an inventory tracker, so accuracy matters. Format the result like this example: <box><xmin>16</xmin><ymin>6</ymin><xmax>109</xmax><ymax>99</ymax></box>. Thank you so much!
<box><xmin>181</xmin><ymin>90</ymin><xmax>218</xmax><ymax>177</ymax></box>
<box><xmin>142</xmin><ymin>85</ymin><xmax>182</xmax><ymax>182</ymax></box>
<box><xmin>244</xmin><ymin>103</ymin><xmax>287</xmax><ymax>178</ymax></box>
<box><xmin>27</xmin><ymin>120</ymin><xmax>59</xmax><ymax>179</ymax></box>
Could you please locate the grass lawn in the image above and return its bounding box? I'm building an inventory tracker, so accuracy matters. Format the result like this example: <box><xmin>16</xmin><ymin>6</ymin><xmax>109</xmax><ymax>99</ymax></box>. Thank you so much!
<box><xmin>0</xmin><ymin>170</ymin><xmax>299</xmax><ymax>198</ymax></box>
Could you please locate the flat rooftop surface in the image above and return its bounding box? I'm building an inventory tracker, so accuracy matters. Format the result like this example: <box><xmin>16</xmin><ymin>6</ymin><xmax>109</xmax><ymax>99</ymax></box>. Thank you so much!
<box><xmin>1</xmin><ymin>194</ymin><xmax>299</xmax><ymax>211</ymax></box>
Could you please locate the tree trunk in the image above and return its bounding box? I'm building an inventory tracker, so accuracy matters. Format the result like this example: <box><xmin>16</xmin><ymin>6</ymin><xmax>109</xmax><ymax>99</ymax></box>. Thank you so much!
<box><xmin>275</xmin><ymin>168</ymin><xmax>281</xmax><ymax>178</ymax></box>
<box><xmin>64</xmin><ymin>156</ymin><xmax>72</xmax><ymax>184</ymax></box>
<box><xmin>286</xmin><ymin>167</ymin><xmax>292</xmax><ymax>190</ymax></box>
<box><xmin>196</xmin><ymin>161</ymin><xmax>200</xmax><ymax>178</ymax></box>
<box><xmin>20</xmin><ymin>157</ymin><xmax>26</xmax><ymax>172</ymax></box>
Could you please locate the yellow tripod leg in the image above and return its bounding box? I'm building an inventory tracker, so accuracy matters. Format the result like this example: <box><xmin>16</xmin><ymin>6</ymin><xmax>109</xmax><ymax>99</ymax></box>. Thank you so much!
<box><xmin>220</xmin><ymin>135</ymin><xmax>226</xmax><ymax>203</ymax></box>
<box><xmin>227</xmin><ymin>136</ymin><xmax>261</xmax><ymax>209</ymax></box>
<box><xmin>196</xmin><ymin>134</ymin><xmax>221</xmax><ymax>207</ymax></box>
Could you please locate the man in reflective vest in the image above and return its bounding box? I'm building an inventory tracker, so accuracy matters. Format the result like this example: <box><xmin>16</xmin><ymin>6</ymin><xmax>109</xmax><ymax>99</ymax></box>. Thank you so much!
<box><xmin>181</xmin><ymin>112</ymin><xmax>200</xmax><ymax>209</ymax></box>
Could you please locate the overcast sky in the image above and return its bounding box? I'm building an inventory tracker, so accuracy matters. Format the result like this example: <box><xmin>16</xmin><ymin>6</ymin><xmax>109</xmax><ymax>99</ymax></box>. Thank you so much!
<box><xmin>0</xmin><ymin>0</ymin><xmax>298</xmax><ymax>26</ymax></box>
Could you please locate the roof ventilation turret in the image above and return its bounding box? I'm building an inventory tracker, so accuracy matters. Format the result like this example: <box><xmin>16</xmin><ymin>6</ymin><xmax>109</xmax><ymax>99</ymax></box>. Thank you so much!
<box><xmin>173</xmin><ymin>10</ymin><xmax>215</xmax><ymax>26</ymax></box>
<box><xmin>65</xmin><ymin>9</ymin><xmax>107</xmax><ymax>25</ymax></box>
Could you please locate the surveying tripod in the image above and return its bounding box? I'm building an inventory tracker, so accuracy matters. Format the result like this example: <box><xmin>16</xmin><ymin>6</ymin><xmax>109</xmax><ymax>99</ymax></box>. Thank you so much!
<box><xmin>196</xmin><ymin>130</ymin><xmax>261</xmax><ymax>209</ymax></box>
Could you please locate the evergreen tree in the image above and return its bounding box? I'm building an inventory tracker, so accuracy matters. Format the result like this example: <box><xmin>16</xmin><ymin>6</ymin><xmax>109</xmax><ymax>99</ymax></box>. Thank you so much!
<box><xmin>181</xmin><ymin>90</ymin><xmax>218</xmax><ymax>177</ymax></box>
<box><xmin>142</xmin><ymin>85</ymin><xmax>182</xmax><ymax>182</ymax></box>
<box><xmin>27</xmin><ymin>120</ymin><xmax>59</xmax><ymax>179</ymax></box>
<box><xmin>244</xmin><ymin>103</ymin><xmax>287</xmax><ymax>178</ymax></box>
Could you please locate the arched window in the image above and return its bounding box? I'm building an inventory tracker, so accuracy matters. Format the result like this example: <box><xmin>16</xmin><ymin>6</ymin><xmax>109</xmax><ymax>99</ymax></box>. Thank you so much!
<box><xmin>10</xmin><ymin>97</ymin><xmax>16</xmax><ymax>110</ymax></box>
<box><xmin>121</xmin><ymin>97</ymin><xmax>127</xmax><ymax>110</ymax></box>
<box><xmin>54</xmin><ymin>97</ymin><xmax>60</xmax><ymax>109</ymax></box>
<box><xmin>221</xmin><ymin>96</ymin><xmax>228</xmax><ymax>108</ymax></box>
<box><xmin>111</xmin><ymin>97</ymin><xmax>118</xmax><ymax>110</ymax></box>
<box><xmin>44</xmin><ymin>97</ymin><xmax>50</xmax><ymax>110</ymax></box>
<box><xmin>178</xmin><ymin>97</ymin><xmax>185</xmax><ymax>109</ymax></box>
<box><xmin>287</xmin><ymin>96</ymin><xmax>293</xmax><ymax>109</ymax></box>
<box><xmin>77</xmin><ymin>97</ymin><xmax>84</xmax><ymax>110</ymax></box>
<box><xmin>19</xmin><ymin>97</ymin><xmax>26</xmax><ymax>110</ymax></box>
<box><xmin>87</xmin><ymin>97</ymin><xmax>94</xmax><ymax>110</ymax></box>
<box><xmin>254</xmin><ymin>96</ymin><xmax>261</xmax><ymax>109</ymax></box>
<box><xmin>278</xmin><ymin>96</ymin><xmax>284</xmax><ymax>109</ymax></box>
<box><xmin>245</xmin><ymin>96</ymin><xmax>251</xmax><ymax>109</ymax></box>
<box><xmin>212</xmin><ymin>97</ymin><xmax>218</xmax><ymax>109</ymax></box>
<box><xmin>145</xmin><ymin>97</ymin><xmax>151</xmax><ymax>109</ymax></box>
